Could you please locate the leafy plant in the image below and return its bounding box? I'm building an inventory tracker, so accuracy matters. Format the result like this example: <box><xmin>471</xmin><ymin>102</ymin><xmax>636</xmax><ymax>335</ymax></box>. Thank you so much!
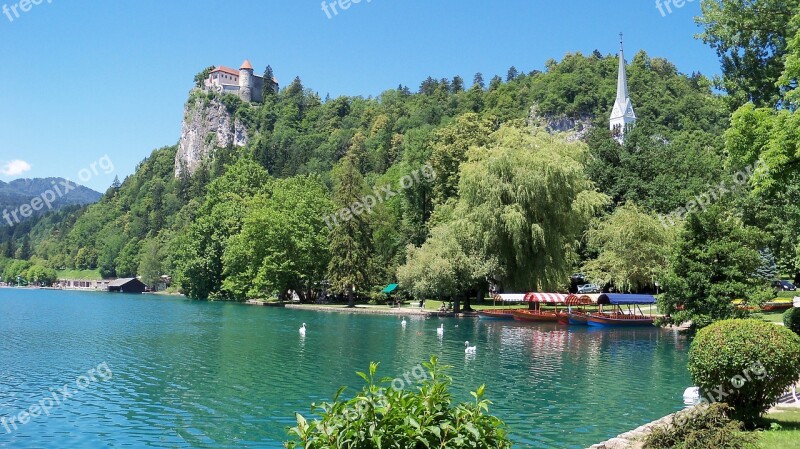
<box><xmin>643</xmin><ymin>403</ymin><xmax>756</xmax><ymax>449</ymax></box>
<box><xmin>284</xmin><ymin>356</ymin><xmax>513</xmax><ymax>449</ymax></box>
<box><xmin>784</xmin><ymin>307</ymin><xmax>800</xmax><ymax>335</ymax></box>
<box><xmin>688</xmin><ymin>319</ymin><xmax>800</xmax><ymax>425</ymax></box>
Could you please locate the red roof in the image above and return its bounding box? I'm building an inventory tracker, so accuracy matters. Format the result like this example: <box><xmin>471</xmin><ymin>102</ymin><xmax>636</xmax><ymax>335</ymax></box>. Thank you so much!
<box><xmin>211</xmin><ymin>66</ymin><xmax>239</xmax><ymax>77</ymax></box>
<box><xmin>240</xmin><ymin>59</ymin><xmax>253</xmax><ymax>70</ymax></box>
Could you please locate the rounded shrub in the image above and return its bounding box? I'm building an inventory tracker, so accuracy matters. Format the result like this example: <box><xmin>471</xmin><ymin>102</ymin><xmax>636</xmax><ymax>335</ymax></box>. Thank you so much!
<box><xmin>688</xmin><ymin>319</ymin><xmax>800</xmax><ymax>426</ymax></box>
<box><xmin>784</xmin><ymin>307</ymin><xmax>800</xmax><ymax>335</ymax></box>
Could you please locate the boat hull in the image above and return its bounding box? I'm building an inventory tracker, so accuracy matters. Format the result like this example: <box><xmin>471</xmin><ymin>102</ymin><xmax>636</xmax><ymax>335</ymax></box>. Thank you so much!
<box><xmin>567</xmin><ymin>312</ymin><xmax>589</xmax><ymax>325</ymax></box>
<box><xmin>478</xmin><ymin>310</ymin><xmax>516</xmax><ymax>320</ymax></box>
<box><xmin>512</xmin><ymin>310</ymin><xmax>559</xmax><ymax>323</ymax></box>
<box><xmin>586</xmin><ymin>314</ymin><xmax>654</xmax><ymax>327</ymax></box>
<box><xmin>557</xmin><ymin>312</ymin><xmax>569</xmax><ymax>325</ymax></box>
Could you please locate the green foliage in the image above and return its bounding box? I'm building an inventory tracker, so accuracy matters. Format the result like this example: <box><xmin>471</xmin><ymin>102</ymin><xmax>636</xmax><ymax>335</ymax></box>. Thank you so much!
<box><xmin>784</xmin><ymin>308</ymin><xmax>800</xmax><ymax>335</ymax></box>
<box><xmin>659</xmin><ymin>205</ymin><xmax>770</xmax><ymax>329</ymax></box>
<box><xmin>582</xmin><ymin>202</ymin><xmax>674</xmax><ymax>292</ymax></box>
<box><xmin>326</xmin><ymin>145</ymin><xmax>372</xmax><ymax>307</ymax></box>
<box><xmin>193</xmin><ymin>65</ymin><xmax>216</xmax><ymax>89</ymax></box>
<box><xmin>222</xmin><ymin>175</ymin><xmax>332</xmax><ymax>300</ymax></box>
<box><xmin>643</xmin><ymin>403</ymin><xmax>756</xmax><ymax>449</ymax></box>
<box><xmin>697</xmin><ymin>0</ymin><xmax>800</xmax><ymax>108</ymax></box>
<box><xmin>284</xmin><ymin>357</ymin><xmax>512</xmax><ymax>449</ymax></box>
<box><xmin>688</xmin><ymin>319</ymin><xmax>800</xmax><ymax>425</ymax></box>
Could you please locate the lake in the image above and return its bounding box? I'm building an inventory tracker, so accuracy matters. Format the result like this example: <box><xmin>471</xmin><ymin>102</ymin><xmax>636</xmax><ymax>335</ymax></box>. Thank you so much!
<box><xmin>0</xmin><ymin>289</ymin><xmax>690</xmax><ymax>448</ymax></box>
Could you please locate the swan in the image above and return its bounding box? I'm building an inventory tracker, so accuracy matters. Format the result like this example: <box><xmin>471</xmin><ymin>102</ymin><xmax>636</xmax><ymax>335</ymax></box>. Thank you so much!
<box><xmin>436</xmin><ymin>323</ymin><xmax>444</xmax><ymax>336</ymax></box>
<box><xmin>464</xmin><ymin>341</ymin><xmax>477</xmax><ymax>354</ymax></box>
<box><xmin>401</xmin><ymin>318</ymin><xmax>407</xmax><ymax>327</ymax></box>
<box><xmin>299</xmin><ymin>323</ymin><xmax>306</xmax><ymax>336</ymax></box>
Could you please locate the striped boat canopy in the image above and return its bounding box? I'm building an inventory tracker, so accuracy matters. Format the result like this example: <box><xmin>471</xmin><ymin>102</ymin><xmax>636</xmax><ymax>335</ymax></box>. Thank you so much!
<box><xmin>524</xmin><ymin>292</ymin><xmax>569</xmax><ymax>303</ymax></box>
<box><xmin>564</xmin><ymin>294</ymin><xmax>594</xmax><ymax>305</ymax></box>
<box><xmin>493</xmin><ymin>293</ymin><xmax>527</xmax><ymax>302</ymax></box>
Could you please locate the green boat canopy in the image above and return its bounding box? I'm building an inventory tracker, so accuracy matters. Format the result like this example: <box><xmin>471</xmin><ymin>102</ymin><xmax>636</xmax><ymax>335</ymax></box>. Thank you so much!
<box><xmin>382</xmin><ymin>283</ymin><xmax>399</xmax><ymax>294</ymax></box>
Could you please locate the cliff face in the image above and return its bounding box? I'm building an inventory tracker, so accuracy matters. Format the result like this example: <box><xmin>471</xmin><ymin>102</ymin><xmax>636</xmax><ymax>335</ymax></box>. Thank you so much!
<box><xmin>174</xmin><ymin>93</ymin><xmax>249</xmax><ymax>177</ymax></box>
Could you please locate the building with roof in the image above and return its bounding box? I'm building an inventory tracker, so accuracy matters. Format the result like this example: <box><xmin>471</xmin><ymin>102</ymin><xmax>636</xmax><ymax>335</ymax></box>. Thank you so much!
<box><xmin>610</xmin><ymin>35</ymin><xmax>636</xmax><ymax>142</ymax></box>
<box><xmin>107</xmin><ymin>278</ymin><xmax>147</xmax><ymax>294</ymax></box>
<box><xmin>203</xmin><ymin>59</ymin><xmax>278</xmax><ymax>103</ymax></box>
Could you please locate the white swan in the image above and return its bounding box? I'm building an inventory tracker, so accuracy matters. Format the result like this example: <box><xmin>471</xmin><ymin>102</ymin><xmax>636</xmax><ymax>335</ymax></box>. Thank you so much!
<box><xmin>436</xmin><ymin>323</ymin><xmax>444</xmax><ymax>336</ymax></box>
<box><xmin>299</xmin><ymin>323</ymin><xmax>306</xmax><ymax>336</ymax></box>
<box><xmin>464</xmin><ymin>341</ymin><xmax>477</xmax><ymax>354</ymax></box>
<box><xmin>401</xmin><ymin>318</ymin><xmax>407</xmax><ymax>328</ymax></box>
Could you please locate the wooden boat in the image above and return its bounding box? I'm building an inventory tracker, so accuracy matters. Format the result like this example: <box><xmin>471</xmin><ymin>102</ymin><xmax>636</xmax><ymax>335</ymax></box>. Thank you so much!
<box><xmin>585</xmin><ymin>294</ymin><xmax>656</xmax><ymax>327</ymax></box>
<box><xmin>512</xmin><ymin>309</ymin><xmax>558</xmax><ymax>322</ymax></box>
<box><xmin>586</xmin><ymin>312</ymin><xmax>654</xmax><ymax>327</ymax></box>
<box><xmin>478</xmin><ymin>309</ymin><xmax>517</xmax><ymax>320</ymax></box>
<box><xmin>567</xmin><ymin>310</ymin><xmax>590</xmax><ymax>325</ymax></box>
<box><xmin>562</xmin><ymin>295</ymin><xmax>595</xmax><ymax>325</ymax></box>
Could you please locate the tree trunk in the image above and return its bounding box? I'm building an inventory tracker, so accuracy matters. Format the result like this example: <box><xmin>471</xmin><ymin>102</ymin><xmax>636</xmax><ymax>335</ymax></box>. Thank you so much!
<box><xmin>347</xmin><ymin>286</ymin><xmax>355</xmax><ymax>308</ymax></box>
<box><xmin>453</xmin><ymin>294</ymin><xmax>461</xmax><ymax>314</ymax></box>
<box><xmin>463</xmin><ymin>293</ymin><xmax>473</xmax><ymax>312</ymax></box>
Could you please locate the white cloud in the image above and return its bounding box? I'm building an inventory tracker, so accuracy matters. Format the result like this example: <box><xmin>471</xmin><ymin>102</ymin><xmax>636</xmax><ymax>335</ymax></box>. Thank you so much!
<box><xmin>0</xmin><ymin>160</ymin><xmax>32</xmax><ymax>176</ymax></box>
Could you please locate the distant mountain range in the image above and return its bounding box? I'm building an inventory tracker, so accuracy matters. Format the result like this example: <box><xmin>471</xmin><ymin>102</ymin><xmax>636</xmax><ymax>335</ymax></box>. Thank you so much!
<box><xmin>0</xmin><ymin>178</ymin><xmax>102</xmax><ymax>225</ymax></box>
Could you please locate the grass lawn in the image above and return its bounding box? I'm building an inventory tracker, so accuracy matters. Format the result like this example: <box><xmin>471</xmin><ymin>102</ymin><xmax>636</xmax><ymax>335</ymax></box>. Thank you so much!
<box><xmin>56</xmin><ymin>269</ymin><xmax>104</xmax><ymax>280</ymax></box>
<box><xmin>762</xmin><ymin>312</ymin><xmax>788</xmax><ymax>324</ymax></box>
<box><xmin>757</xmin><ymin>409</ymin><xmax>800</xmax><ymax>449</ymax></box>
<box><xmin>776</xmin><ymin>291</ymin><xmax>798</xmax><ymax>299</ymax></box>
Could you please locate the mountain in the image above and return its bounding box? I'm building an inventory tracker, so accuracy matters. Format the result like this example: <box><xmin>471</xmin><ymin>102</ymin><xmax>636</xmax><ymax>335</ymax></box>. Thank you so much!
<box><xmin>0</xmin><ymin>178</ymin><xmax>102</xmax><ymax>226</ymax></box>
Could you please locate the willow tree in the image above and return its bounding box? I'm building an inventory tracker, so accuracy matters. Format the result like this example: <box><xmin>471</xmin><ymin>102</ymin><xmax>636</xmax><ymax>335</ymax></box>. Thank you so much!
<box><xmin>399</xmin><ymin>124</ymin><xmax>608</xmax><ymax>298</ymax></box>
<box><xmin>582</xmin><ymin>202</ymin><xmax>674</xmax><ymax>293</ymax></box>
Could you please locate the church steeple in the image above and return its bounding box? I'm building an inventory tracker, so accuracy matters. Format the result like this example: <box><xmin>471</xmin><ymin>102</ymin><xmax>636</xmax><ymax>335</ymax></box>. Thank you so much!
<box><xmin>610</xmin><ymin>33</ymin><xmax>636</xmax><ymax>142</ymax></box>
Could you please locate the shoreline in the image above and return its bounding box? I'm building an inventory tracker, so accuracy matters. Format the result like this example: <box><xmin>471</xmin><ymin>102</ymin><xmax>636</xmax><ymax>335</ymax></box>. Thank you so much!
<box><xmin>283</xmin><ymin>303</ymin><xmax>460</xmax><ymax>318</ymax></box>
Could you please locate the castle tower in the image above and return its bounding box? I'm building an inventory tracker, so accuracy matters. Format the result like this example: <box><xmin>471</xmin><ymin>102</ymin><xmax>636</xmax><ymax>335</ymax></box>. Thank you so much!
<box><xmin>239</xmin><ymin>59</ymin><xmax>254</xmax><ymax>102</ymax></box>
<box><xmin>610</xmin><ymin>34</ymin><xmax>636</xmax><ymax>142</ymax></box>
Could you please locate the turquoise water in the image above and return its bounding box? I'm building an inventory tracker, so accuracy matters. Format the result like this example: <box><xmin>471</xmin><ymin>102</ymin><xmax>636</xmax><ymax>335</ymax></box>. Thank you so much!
<box><xmin>0</xmin><ymin>289</ymin><xmax>690</xmax><ymax>448</ymax></box>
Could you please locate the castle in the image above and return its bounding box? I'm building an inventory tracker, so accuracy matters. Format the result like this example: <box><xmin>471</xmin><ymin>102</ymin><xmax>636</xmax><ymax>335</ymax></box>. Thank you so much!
<box><xmin>609</xmin><ymin>35</ymin><xmax>636</xmax><ymax>142</ymax></box>
<box><xmin>203</xmin><ymin>60</ymin><xmax>278</xmax><ymax>103</ymax></box>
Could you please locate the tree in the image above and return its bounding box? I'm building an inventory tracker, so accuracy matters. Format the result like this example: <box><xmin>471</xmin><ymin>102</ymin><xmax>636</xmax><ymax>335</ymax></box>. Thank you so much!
<box><xmin>223</xmin><ymin>176</ymin><xmax>332</xmax><ymax>301</ymax></box>
<box><xmin>262</xmin><ymin>65</ymin><xmax>278</xmax><ymax>98</ymax></box>
<box><xmin>472</xmin><ymin>72</ymin><xmax>484</xmax><ymax>89</ymax></box>
<box><xmin>327</xmin><ymin>147</ymin><xmax>372</xmax><ymax>307</ymax></box>
<box><xmin>582</xmin><ymin>203</ymin><xmax>674</xmax><ymax>293</ymax></box>
<box><xmin>659</xmin><ymin>205</ymin><xmax>771</xmax><ymax>330</ymax></box>
<box><xmin>488</xmin><ymin>75</ymin><xmax>502</xmax><ymax>90</ymax></box>
<box><xmin>451</xmin><ymin>75</ymin><xmax>464</xmax><ymax>93</ymax></box>
<box><xmin>193</xmin><ymin>65</ymin><xmax>216</xmax><ymax>89</ymax></box>
<box><xmin>428</xmin><ymin>113</ymin><xmax>495</xmax><ymax>205</ymax></box>
<box><xmin>401</xmin><ymin>124</ymin><xmax>608</xmax><ymax>295</ymax></box>
<box><xmin>398</xmin><ymin>219</ymin><xmax>497</xmax><ymax>312</ymax></box>
<box><xmin>15</xmin><ymin>235</ymin><xmax>31</xmax><ymax>260</ymax></box>
<box><xmin>506</xmin><ymin>66</ymin><xmax>518</xmax><ymax>82</ymax></box>
<box><xmin>696</xmin><ymin>0</ymin><xmax>800</xmax><ymax>108</ymax></box>
<box><xmin>138</xmin><ymin>238</ymin><xmax>162</xmax><ymax>291</ymax></box>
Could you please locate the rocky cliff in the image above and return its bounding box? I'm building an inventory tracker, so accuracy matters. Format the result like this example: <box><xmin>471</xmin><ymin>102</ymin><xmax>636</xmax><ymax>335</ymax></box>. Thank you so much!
<box><xmin>174</xmin><ymin>92</ymin><xmax>249</xmax><ymax>177</ymax></box>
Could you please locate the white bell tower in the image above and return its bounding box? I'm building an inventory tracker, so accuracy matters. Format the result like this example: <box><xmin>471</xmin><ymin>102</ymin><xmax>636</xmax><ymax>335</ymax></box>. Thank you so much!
<box><xmin>610</xmin><ymin>34</ymin><xmax>636</xmax><ymax>142</ymax></box>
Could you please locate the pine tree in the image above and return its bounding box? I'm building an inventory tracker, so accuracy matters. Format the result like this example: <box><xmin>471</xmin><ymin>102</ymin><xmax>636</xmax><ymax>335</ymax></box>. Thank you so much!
<box><xmin>262</xmin><ymin>65</ymin><xmax>277</xmax><ymax>98</ymax></box>
<box><xmin>473</xmin><ymin>72</ymin><xmax>485</xmax><ymax>89</ymax></box>
<box><xmin>451</xmin><ymin>75</ymin><xmax>464</xmax><ymax>93</ymax></box>
<box><xmin>506</xmin><ymin>66</ymin><xmax>518</xmax><ymax>81</ymax></box>
<box><xmin>327</xmin><ymin>146</ymin><xmax>372</xmax><ymax>308</ymax></box>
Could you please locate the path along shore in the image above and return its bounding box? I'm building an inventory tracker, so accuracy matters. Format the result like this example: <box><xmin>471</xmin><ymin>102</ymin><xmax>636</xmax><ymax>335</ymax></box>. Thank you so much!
<box><xmin>246</xmin><ymin>300</ymin><xmax>461</xmax><ymax>318</ymax></box>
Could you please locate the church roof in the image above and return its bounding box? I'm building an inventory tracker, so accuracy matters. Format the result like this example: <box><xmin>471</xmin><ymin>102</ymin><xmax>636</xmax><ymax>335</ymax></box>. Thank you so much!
<box><xmin>240</xmin><ymin>59</ymin><xmax>253</xmax><ymax>70</ymax></box>
<box><xmin>211</xmin><ymin>66</ymin><xmax>240</xmax><ymax>77</ymax></box>
<box><xmin>616</xmin><ymin>40</ymin><xmax>630</xmax><ymax>103</ymax></box>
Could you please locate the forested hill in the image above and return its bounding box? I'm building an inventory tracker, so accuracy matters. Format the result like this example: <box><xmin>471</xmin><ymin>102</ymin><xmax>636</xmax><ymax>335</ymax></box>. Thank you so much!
<box><xmin>0</xmin><ymin>178</ymin><xmax>101</xmax><ymax>218</ymax></box>
<box><xmin>2</xmin><ymin>50</ymin><xmax>728</xmax><ymax>298</ymax></box>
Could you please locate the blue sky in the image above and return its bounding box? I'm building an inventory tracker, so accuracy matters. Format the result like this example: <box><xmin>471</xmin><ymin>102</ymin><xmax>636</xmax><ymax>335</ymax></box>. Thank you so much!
<box><xmin>0</xmin><ymin>0</ymin><xmax>714</xmax><ymax>192</ymax></box>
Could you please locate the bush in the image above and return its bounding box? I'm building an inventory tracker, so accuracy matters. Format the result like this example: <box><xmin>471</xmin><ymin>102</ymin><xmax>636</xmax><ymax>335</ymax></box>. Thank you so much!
<box><xmin>643</xmin><ymin>403</ymin><xmax>756</xmax><ymax>449</ymax></box>
<box><xmin>784</xmin><ymin>308</ymin><xmax>800</xmax><ymax>335</ymax></box>
<box><xmin>688</xmin><ymin>319</ymin><xmax>800</xmax><ymax>425</ymax></box>
<box><xmin>284</xmin><ymin>356</ymin><xmax>513</xmax><ymax>449</ymax></box>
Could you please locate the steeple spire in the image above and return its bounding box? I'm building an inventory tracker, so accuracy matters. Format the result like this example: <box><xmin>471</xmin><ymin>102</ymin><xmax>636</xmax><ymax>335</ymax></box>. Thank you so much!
<box><xmin>610</xmin><ymin>33</ymin><xmax>636</xmax><ymax>142</ymax></box>
<box><xmin>616</xmin><ymin>33</ymin><xmax>629</xmax><ymax>103</ymax></box>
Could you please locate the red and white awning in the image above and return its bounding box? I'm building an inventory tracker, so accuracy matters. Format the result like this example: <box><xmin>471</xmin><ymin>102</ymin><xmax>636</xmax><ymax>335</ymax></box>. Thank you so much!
<box><xmin>523</xmin><ymin>292</ymin><xmax>569</xmax><ymax>303</ymax></box>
